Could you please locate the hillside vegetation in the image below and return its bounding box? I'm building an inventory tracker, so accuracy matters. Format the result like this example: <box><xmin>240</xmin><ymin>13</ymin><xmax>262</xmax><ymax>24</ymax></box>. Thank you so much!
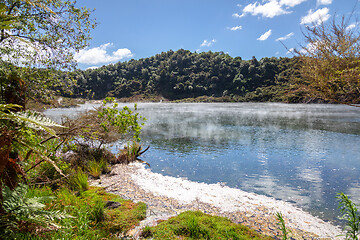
<box><xmin>62</xmin><ymin>49</ymin><xmax>320</xmax><ymax>103</ymax></box>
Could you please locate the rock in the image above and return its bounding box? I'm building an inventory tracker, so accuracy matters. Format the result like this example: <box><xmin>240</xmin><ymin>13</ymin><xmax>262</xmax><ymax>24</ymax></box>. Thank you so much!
<box><xmin>105</xmin><ymin>201</ymin><xmax>122</xmax><ymax>209</ymax></box>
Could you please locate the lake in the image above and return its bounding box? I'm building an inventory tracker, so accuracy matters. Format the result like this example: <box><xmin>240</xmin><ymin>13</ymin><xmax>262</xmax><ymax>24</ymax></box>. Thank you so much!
<box><xmin>45</xmin><ymin>102</ymin><xmax>360</xmax><ymax>224</ymax></box>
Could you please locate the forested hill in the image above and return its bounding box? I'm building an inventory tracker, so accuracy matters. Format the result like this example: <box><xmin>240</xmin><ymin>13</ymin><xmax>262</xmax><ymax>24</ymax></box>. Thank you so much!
<box><xmin>64</xmin><ymin>49</ymin><xmax>307</xmax><ymax>102</ymax></box>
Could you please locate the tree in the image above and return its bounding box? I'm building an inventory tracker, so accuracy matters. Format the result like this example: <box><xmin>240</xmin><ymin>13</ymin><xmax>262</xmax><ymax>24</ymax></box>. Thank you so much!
<box><xmin>0</xmin><ymin>0</ymin><xmax>96</xmax><ymax>100</ymax></box>
<box><xmin>0</xmin><ymin>0</ymin><xmax>95</xmax><ymax>213</ymax></box>
<box><xmin>296</xmin><ymin>15</ymin><xmax>360</xmax><ymax>104</ymax></box>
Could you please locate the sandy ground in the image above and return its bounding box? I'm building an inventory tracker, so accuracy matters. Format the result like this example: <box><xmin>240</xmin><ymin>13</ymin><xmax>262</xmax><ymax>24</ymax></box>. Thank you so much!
<box><xmin>90</xmin><ymin>163</ymin><xmax>343</xmax><ymax>239</ymax></box>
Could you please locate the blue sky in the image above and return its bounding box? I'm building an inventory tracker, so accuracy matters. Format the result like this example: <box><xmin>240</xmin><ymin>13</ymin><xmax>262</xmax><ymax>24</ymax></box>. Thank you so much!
<box><xmin>75</xmin><ymin>0</ymin><xmax>359</xmax><ymax>69</ymax></box>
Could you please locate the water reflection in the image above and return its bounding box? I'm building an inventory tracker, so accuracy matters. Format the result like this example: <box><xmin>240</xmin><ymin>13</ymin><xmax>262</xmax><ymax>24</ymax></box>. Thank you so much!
<box><xmin>45</xmin><ymin>102</ymin><xmax>360</xmax><ymax>224</ymax></box>
<box><xmin>136</xmin><ymin>103</ymin><xmax>360</xmax><ymax>223</ymax></box>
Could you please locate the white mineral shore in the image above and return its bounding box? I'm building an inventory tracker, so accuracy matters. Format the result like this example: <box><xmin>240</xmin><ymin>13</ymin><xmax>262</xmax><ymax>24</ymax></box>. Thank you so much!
<box><xmin>91</xmin><ymin>163</ymin><xmax>344</xmax><ymax>239</ymax></box>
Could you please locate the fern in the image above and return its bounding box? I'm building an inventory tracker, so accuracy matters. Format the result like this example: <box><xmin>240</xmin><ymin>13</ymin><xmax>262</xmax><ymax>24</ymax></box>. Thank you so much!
<box><xmin>1</xmin><ymin>106</ymin><xmax>64</xmax><ymax>135</ymax></box>
<box><xmin>1</xmin><ymin>104</ymin><xmax>66</xmax><ymax>176</ymax></box>
<box><xmin>337</xmin><ymin>192</ymin><xmax>360</xmax><ymax>240</ymax></box>
<box><xmin>0</xmin><ymin>184</ymin><xmax>72</xmax><ymax>238</ymax></box>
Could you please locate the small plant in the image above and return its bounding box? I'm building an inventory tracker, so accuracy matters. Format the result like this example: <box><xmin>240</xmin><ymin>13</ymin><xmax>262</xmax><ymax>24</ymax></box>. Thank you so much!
<box><xmin>90</xmin><ymin>199</ymin><xmax>106</xmax><ymax>223</ymax></box>
<box><xmin>115</xmin><ymin>140</ymin><xmax>150</xmax><ymax>166</ymax></box>
<box><xmin>146</xmin><ymin>211</ymin><xmax>270</xmax><ymax>239</ymax></box>
<box><xmin>98</xmin><ymin>158</ymin><xmax>111</xmax><ymax>174</ymax></box>
<box><xmin>87</xmin><ymin>160</ymin><xmax>102</xmax><ymax>179</ymax></box>
<box><xmin>140</xmin><ymin>225</ymin><xmax>153</xmax><ymax>238</ymax></box>
<box><xmin>67</xmin><ymin>170</ymin><xmax>89</xmax><ymax>192</ymax></box>
<box><xmin>276</xmin><ymin>212</ymin><xmax>291</xmax><ymax>240</ymax></box>
<box><xmin>0</xmin><ymin>184</ymin><xmax>70</xmax><ymax>239</ymax></box>
<box><xmin>337</xmin><ymin>192</ymin><xmax>360</xmax><ymax>240</ymax></box>
<box><xmin>86</xmin><ymin>157</ymin><xmax>111</xmax><ymax>179</ymax></box>
<box><xmin>186</xmin><ymin>214</ymin><xmax>202</xmax><ymax>238</ymax></box>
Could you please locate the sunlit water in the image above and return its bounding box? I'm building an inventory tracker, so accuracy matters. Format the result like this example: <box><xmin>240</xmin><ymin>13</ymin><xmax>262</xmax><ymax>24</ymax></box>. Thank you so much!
<box><xmin>45</xmin><ymin>102</ymin><xmax>360</xmax><ymax>224</ymax></box>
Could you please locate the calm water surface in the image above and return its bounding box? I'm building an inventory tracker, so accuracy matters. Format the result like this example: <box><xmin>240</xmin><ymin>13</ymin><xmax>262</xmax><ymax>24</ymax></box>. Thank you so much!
<box><xmin>45</xmin><ymin>102</ymin><xmax>360</xmax><ymax>224</ymax></box>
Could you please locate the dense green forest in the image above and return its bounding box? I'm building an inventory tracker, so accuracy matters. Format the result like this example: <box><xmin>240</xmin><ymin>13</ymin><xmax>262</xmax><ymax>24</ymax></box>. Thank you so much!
<box><xmin>62</xmin><ymin>49</ymin><xmax>312</xmax><ymax>103</ymax></box>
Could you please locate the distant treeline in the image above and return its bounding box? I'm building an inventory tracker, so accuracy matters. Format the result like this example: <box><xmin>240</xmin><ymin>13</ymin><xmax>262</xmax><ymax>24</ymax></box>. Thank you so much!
<box><xmin>60</xmin><ymin>49</ymin><xmax>314</xmax><ymax>102</ymax></box>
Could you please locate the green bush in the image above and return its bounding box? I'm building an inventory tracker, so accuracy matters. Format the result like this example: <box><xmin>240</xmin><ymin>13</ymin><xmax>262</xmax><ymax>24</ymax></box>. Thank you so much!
<box><xmin>145</xmin><ymin>211</ymin><xmax>272</xmax><ymax>240</ymax></box>
<box><xmin>67</xmin><ymin>170</ymin><xmax>89</xmax><ymax>192</ymax></box>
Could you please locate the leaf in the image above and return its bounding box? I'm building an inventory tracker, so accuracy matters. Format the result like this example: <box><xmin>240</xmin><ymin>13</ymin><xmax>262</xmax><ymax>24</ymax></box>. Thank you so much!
<box><xmin>15</xmin><ymin>139</ymin><xmax>65</xmax><ymax>177</ymax></box>
<box><xmin>4</xmin><ymin>110</ymin><xmax>65</xmax><ymax>135</ymax></box>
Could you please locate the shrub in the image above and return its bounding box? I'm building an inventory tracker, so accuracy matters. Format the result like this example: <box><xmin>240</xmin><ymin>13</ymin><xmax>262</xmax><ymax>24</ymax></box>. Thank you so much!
<box><xmin>87</xmin><ymin>160</ymin><xmax>102</xmax><ymax>179</ymax></box>
<box><xmin>67</xmin><ymin>170</ymin><xmax>89</xmax><ymax>192</ymax></box>
<box><xmin>114</xmin><ymin>141</ymin><xmax>150</xmax><ymax>166</ymax></box>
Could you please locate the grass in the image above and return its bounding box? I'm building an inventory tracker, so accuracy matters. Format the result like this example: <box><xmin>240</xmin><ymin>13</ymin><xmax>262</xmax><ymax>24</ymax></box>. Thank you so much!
<box><xmin>276</xmin><ymin>212</ymin><xmax>291</xmax><ymax>240</ymax></box>
<box><xmin>67</xmin><ymin>170</ymin><xmax>89</xmax><ymax>192</ymax></box>
<box><xmin>10</xmin><ymin>186</ymin><xmax>147</xmax><ymax>239</ymax></box>
<box><xmin>337</xmin><ymin>192</ymin><xmax>360</xmax><ymax>239</ymax></box>
<box><xmin>142</xmin><ymin>210</ymin><xmax>273</xmax><ymax>240</ymax></box>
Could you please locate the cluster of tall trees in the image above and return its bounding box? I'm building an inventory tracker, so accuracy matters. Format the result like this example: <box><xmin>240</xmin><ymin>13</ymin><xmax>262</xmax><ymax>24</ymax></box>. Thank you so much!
<box><xmin>64</xmin><ymin>50</ymin><xmax>307</xmax><ymax>102</ymax></box>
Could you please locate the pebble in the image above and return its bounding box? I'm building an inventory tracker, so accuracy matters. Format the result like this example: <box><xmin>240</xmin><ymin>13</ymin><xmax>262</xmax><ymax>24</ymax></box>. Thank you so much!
<box><xmin>90</xmin><ymin>164</ymin><xmax>324</xmax><ymax>240</ymax></box>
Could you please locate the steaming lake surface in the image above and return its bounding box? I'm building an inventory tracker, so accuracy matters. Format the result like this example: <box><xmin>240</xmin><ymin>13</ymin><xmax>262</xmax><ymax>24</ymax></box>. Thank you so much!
<box><xmin>45</xmin><ymin>102</ymin><xmax>360</xmax><ymax>224</ymax></box>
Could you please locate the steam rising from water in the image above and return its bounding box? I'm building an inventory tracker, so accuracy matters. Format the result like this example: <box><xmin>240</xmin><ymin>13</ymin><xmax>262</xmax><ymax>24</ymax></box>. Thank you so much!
<box><xmin>131</xmin><ymin>163</ymin><xmax>342</xmax><ymax>238</ymax></box>
<box><xmin>45</xmin><ymin>102</ymin><xmax>360</xmax><ymax>224</ymax></box>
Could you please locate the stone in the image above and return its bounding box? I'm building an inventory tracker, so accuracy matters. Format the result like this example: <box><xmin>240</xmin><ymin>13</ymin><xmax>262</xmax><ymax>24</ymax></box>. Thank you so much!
<box><xmin>105</xmin><ymin>201</ymin><xmax>122</xmax><ymax>209</ymax></box>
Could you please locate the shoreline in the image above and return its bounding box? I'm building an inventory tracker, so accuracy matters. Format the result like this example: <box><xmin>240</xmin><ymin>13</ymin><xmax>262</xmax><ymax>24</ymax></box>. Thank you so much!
<box><xmin>90</xmin><ymin>163</ymin><xmax>343</xmax><ymax>239</ymax></box>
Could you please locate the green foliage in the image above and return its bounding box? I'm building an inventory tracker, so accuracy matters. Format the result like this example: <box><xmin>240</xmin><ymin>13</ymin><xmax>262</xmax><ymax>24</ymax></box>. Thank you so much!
<box><xmin>337</xmin><ymin>192</ymin><xmax>360</xmax><ymax>239</ymax></box>
<box><xmin>0</xmin><ymin>184</ymin><xmax>70</xmax><ymax>239</ymax></box>
<box><xmin>86</xmin><ymin>159</ymin><xmax>109</xmax><ymax>179</ymax></box>
<box><xmin>90</xmin><ymin>199</ymin><xmax>106</xmax><ymax>223</ymax></box>
<box><xmin>53</xmin><ymin>187</ymin><xmax>147</xmax><ymax>237</ymax></box>
<box><xmin>1</xmin><ymin>106</ymin><xmax>64</xmax><ymax>135</ymax></box>
<box><xmin>145</xmin><ymin>210</ymin><xmax>272</xmax><ymax>240</ymax></box>
<box><xmin>0</xmin><ymin>0</ymin><xmax>95</xmax><ymax>70</ymax></box>
<box><xmin>297</xmin><ymin>15</ymin><xmax>360</xmax><ymax>104</ymax></box>
<box><xmin>276</xmin><ymin>212</ymin><xmax>291</xmax><ymax>240</ymax></box>
<box><xmin>67</xmin><ymin>170</ymin><xmax>89</xmax><ymax>192</ymax></box>
<box><xmin>9</xmin><ymin>186</ymin><xmax>147</xmax><ymax>239</ymax></box>
<box><xmin>87</xmin><ymin>160</ymin><xmax>102</xmax><ymax>179</ymax></box>
<box><xmin>97</xmin><ymin>97</ymin><xmax>146</xmax><ymax>141</ymax></box>
<box><xmin>0</xmin><ymin>0</ymin><xmax>95</xmax><ymax>101</ymax></box>
<box><xmin>62</xmin><ymin>98</ymin><xmax>146</xmax><ymax>148</ymax></box>
<box><xmin>0</xmin><ymin>103</ymin><xmax>66</xmax><ymax>204</ymax></box>
<box><xmin>185</xmin><ymin>213</ymin><xmax>208</xmax><ymax>238</ymax></box>
<box><xmin>141</xmin><ymin>225</ymin><xmax>153</xmax><ymax>238</ymax></box>
<box><xmin>115</xmin><ymin>140</ymin><xmax>150</xmax><ymax>165</ymax></box>
<box><xmin>62</xmin><ymin>50</ymin><xmax>314</xmax><ymax>103</ymax></box>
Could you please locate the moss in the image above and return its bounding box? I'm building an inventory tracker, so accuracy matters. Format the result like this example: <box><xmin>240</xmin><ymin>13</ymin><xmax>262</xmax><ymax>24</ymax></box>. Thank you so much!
<box><xmin>26</xmin><ymin>186</ymin><xmax>146</xmax><ymax>239</ymax></box>
<box><xmin>144</xmin><ymin>211</ymin><xmax>272</xmax><ymax>240</ymax></box>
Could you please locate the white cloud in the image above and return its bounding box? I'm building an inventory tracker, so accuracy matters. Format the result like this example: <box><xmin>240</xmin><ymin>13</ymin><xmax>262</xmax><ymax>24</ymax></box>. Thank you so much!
<box><xmin>74</xmin><ymin>43</ymin><xmax>133</xmax><ymax>65</ymax></box>
<box><xmin>238</xmin><ymin>0</ymin><xmax>308</xmax><ymax>19</ymax></box>
<box><xmin>346</xmin><ymin>23</ymin><xmax>356</xmax><ymax>31</ymax></box>
<box><xmin>280</xmin><ymin>0</ymin><xmax>308</xmax><ymax>7</ymax></box>
<box><xmin>300</xmin><ymin>8</ymin><xmax>330</xmax><ymax>26</ymax></box>
<box><xmin>317</xmin><ymin>0</ymin><xmax>332</xmax><ymax>5</ymax></box>
<box><xmin>257</xmin><ymin>29</ymin><xmax>272</xmax><ymax>41</ymax></box>
<box><xmin>276</xmin><ymin>32</ymin><xmax>294</xmax><ymax>41</ymax></box>
<box><xmin>86</xmin><ymin>66</ymin><xmax>100</xmax><ymax>70</ymax></box>
<box><xmin>299</xmin><ymin>41</ymin><xmax>319</xmax><ymax>54</ymax></box>
<box><xmin>242</xmin><ymin>0</ymin><xmax>291</xmax><ymax>18</ymax></box>
<box><xmin>200</xmin><ymin>39</ymin><xmax>216</xmax><ymax>47</ymax></box>
<box><xmin>232</xmin><ymin>13</ymin><xmax>245</xmax><ymax>18</ymax></box>
<box><xmin>286</xmin><ymin>48</ymin><xmax>295</xmax><ymax>54</ymax></box>
<box><xmin>228</xmin><ymin>26</ymin><xmax>243</xmax><ymax>31</ymax></box>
